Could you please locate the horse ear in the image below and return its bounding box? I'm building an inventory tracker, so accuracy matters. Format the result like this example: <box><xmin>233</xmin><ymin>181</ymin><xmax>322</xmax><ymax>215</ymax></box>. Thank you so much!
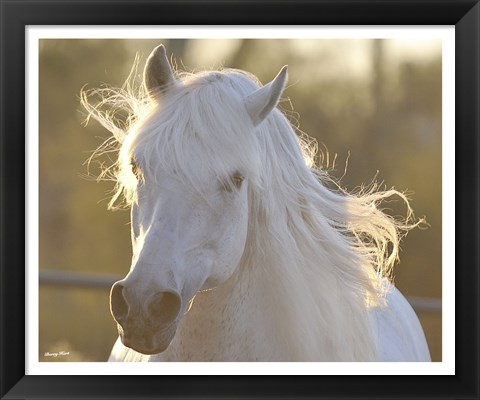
<box><xmin>244</xmin><ymin>66</ymin><xmax>288</xmax><ymax>126</ymax></box>
<box><xmin>144</xmin><ymin>44</ymin><xmax>176</xmax><ymax>100</ymax></box>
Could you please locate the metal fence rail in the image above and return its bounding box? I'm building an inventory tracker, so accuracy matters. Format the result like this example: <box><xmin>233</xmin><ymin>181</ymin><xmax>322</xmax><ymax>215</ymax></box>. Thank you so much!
<box><xmin>40</xmin><ymin>270</ymin><xmax>118</xmax><ymax>289</ymax></box>
<box><xmin>39</xmin><ymin>269</ymin><xmax>442</xmax><ymax>313</ymax></box>
<box><xmin>404</xmin><ymin>296</ymin><xmax>442</xmax><ymax>313</ymax></box>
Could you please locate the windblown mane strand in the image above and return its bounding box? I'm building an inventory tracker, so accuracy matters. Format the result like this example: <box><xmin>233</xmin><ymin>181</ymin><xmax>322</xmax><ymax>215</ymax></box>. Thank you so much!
<box><xmin>80</xmin><ymin>57</ymin><xmax>153</xmax><ymax>208</ymax></box>
<box><xmin>230</xmin><ymin>81</ymin><xmax>419</xmax><ymax>360</ymax></box>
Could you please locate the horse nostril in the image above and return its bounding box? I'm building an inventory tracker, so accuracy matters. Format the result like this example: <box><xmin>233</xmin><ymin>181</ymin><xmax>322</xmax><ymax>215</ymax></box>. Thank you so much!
<box><xmin>110</xmin><ymin>282</ymin><xmax>129</xmax><ymax>324</ymax></box>
<box><xmin>147</xmin><ymin>291</ymin><xmax>181</xmax><ymax>324</ymax></box>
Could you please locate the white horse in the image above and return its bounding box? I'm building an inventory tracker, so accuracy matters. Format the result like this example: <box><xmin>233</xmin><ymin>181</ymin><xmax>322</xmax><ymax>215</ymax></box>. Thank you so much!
<box><xmin>83</xmin><ymin>45</ymin><xmax>430</xmax><ymax>362</ymax></box>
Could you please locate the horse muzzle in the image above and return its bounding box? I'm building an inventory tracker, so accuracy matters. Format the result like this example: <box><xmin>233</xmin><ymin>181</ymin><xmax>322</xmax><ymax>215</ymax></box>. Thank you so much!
<box><xmin>118</xmin><ymin>320</ymin><xmax>178</xmax><ymax>355</ymax></box>
<box><xmin>110</xmin><ymin>281</ymin><xmax>182</xmax><ymax>354</ymax></box>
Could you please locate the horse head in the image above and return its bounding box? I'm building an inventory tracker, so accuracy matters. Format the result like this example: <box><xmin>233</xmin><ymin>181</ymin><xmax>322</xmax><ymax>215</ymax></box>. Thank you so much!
<box><xmin>109</xmin><ymin>45</ymin><xmax>288</xmax><ymax>355</ymax></box>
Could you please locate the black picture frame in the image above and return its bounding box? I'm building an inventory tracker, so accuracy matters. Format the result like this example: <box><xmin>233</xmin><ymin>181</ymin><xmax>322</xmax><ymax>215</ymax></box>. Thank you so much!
<box><xmin>1</xmin><ymin>1</ymin><xmax>478</xmax><ymax>399</ymax></box>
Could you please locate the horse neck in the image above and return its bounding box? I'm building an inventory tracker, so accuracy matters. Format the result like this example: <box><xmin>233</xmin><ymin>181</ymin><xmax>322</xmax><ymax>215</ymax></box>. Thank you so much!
<box><xmin>159</xmin><ymin>255</ymin><xmax>299</xmax><ymax>361</ymax></box>
<box><xmin>243</xmin><ymin>226</ymin><xmax>378</xmax><ymax>362</ymax></box>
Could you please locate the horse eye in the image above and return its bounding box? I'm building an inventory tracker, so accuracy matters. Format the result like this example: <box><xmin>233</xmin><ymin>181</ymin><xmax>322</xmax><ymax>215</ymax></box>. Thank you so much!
<box><xmin>130</xmin><ymin>159</ymin><xmax>140</xmax><ymax>179</ymax></box>
<box><xmin>220</xmin><ymin>173</ymin><xmax>244</xmax><ymax>193</ymax></box>
<box><xmin>232</xmin><ymin>174</ymin><xmax>244</xmax><ymax>188</ymax></box>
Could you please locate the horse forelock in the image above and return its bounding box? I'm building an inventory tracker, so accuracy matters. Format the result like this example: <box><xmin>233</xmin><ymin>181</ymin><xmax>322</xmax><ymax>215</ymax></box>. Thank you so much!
<box><xmin>117</xmin><ymin>70</ymin><xmax>268</xmax><ymax>195</ymax></box>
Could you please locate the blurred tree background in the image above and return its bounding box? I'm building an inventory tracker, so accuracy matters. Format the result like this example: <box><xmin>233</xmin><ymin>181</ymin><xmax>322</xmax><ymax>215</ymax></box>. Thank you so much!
<box><xmin>39</xmin><ymin>39</ymin><xmax>442</xmax><ymax>362</ymax></box>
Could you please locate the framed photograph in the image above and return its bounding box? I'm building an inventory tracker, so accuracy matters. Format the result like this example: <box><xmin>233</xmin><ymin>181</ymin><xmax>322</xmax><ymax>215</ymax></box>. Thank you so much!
<box><xmin>1</xmin><ymin>1</ymin><xmax>478</xmax><ymax>399</ymax></box>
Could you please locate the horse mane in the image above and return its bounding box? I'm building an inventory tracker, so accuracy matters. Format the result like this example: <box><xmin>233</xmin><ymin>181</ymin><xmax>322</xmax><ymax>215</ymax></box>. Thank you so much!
<box><xmin>81</xmin><ymin>62</ymin><xmax>421</xmax><ymax>361</ymax></box>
